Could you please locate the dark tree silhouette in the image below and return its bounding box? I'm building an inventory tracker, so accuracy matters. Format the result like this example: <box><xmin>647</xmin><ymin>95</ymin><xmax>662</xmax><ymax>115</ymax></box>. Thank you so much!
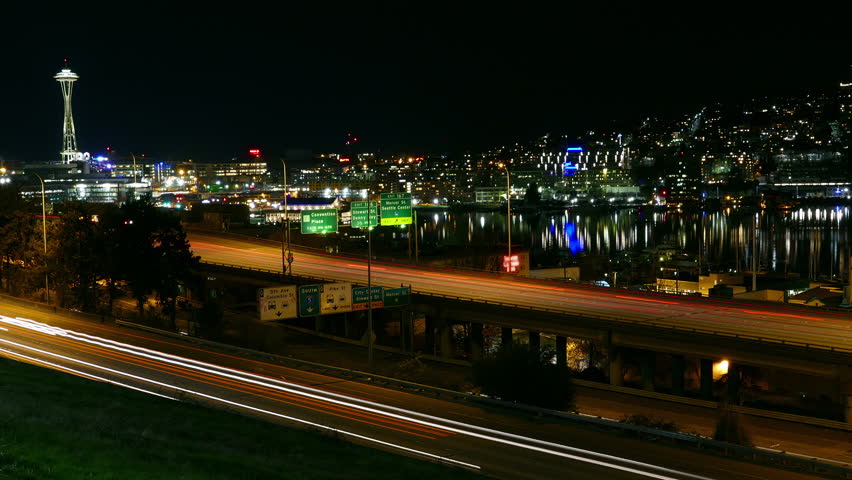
<box><xmin>472</xmin><ymin>343</ymin><xmax>574</xmax><ymax>410</ymax></box>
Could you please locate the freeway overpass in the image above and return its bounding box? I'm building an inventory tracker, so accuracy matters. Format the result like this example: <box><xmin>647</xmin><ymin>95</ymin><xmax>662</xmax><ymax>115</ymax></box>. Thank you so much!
<box><xmin>187</xmin><ymin>231</ymin><xmax>852</xmax><ymax>422</ymax></box>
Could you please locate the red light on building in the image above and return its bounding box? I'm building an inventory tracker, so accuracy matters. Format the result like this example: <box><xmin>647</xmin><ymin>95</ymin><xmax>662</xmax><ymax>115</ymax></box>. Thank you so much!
<box><xmin>249</xmin><ymin>148</ymin><xmax>261</xmax><ymax>156</ymax></box>
<box><xmin>502</xmin><ymin>255</ymin><xmax>520</xmax><ymax>273</ymax></box>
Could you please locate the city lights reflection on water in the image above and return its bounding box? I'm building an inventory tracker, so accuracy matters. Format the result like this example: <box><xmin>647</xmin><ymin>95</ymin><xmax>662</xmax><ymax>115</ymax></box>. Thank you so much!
<box><xmin>415</xmin><ymin>207</ymin><xmax>849</xmax><ymax>277</ymax></box>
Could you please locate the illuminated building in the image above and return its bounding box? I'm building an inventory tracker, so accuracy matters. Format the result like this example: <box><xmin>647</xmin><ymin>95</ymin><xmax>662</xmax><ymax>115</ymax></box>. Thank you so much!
<box><xmin>538</xmin><ymin>147</ymin><xmax>637</xmax><ymax>198</ymax></box>
<box><xmin>175</xmin><ymin>160</ymin><xmax>269</xmax><ymax>190</ymax></box>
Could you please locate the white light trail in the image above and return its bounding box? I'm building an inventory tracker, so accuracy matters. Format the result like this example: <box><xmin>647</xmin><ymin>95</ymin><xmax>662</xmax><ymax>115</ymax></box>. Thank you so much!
<box><xmin>0</xmin><ymin>315</ymin><xmax>712</xmax><ymax>479</ymax></box>
<box><xmin>0</xmin><ymin>330</ymin><xmax>479</xmax><ymax>472</ymax></box>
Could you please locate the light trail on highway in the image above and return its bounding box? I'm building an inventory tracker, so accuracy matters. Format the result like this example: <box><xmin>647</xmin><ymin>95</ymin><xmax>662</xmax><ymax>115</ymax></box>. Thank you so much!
<box><xmin>188</xmin><ymin>232</ymin><xmax>852</xmax><ymax>351</ymax></box>
<box><xmin>0</xmin><ymin>300</ymin><xmax>827</xmax><ymax>480</ymax></box>
<box><xmin>0</xmin><ymin>313</ymin><xmax>733</xmax><ymax>480</ymax></box>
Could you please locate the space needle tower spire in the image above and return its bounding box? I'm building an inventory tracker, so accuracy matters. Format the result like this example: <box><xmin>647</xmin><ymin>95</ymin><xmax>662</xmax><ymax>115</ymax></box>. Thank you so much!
<box><xmin>54</xmin><ymin>59</ymin><xmax>80</xmax><ymax>164</ymax></box>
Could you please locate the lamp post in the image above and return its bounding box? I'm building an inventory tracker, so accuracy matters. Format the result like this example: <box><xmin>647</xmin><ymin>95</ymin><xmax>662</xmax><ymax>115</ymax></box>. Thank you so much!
<box><xmin>752</xmin><ymin>212</ymin><xmax>758</xmax><ymax>291</ymax></box>
<box><xmin>367</xmin><ymin>192</ymin><xmax>374</xmax><ymax>372</ymax></box>
<box><xmin>501</xmin><ymin>164</ymin><xmax>512</xmax><ymax>266</ymax></box>
<box><xmin>280</xmin><ymin>159</ymin><xmax>291</xmax><ymax>276</ymax></box>
<box><xmin>33</xmin><ymin>173</ymin><xmax>49</xmax><ymax>304</ymax></box>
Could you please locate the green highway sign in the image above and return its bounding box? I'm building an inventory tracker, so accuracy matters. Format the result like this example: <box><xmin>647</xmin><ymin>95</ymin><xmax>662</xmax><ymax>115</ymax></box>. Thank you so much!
<box><xmin>351</xmin><ymin>201</ymin><xmax>378</xmax><ymax>229</ymax></box>
<box><xmin>352</xmin><ymin>286</ymin><xmax>384</xmax><ymax>310</ymax></box>
<box><xmin>379</xmin><ymin>193</ymin><xmax>412</xmax><ymax>226</ymax></box>
<box><xmin>301</xmin><ymin>209</ymin><xmax>339</xmax><ymax>234</ymax></box>
<box><xmin>298</xmin><ymin>285</ymin><xmax>322</xmax><ymax>317</ymax></box>
<box><xmin>383</xmin><ymin>286</ymin><xmax>410</xmax><ymax>307</ymax></box>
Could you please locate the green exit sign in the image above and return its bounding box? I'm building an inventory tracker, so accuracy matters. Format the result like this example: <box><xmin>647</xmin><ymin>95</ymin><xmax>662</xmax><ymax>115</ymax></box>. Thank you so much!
<box><xmin>301</xmin><ymin>209</ymin><xmax>339</xmax><ymax>234</ymax></box>
<box><xmin>351</xmin><ymin>201</ymin><xmax>378</xmax><ymax>229</ymax></box>
<box><xmin>380</xmin><ymin>193</ymin><xmax>412</xmax><ymax>226</ymax></box>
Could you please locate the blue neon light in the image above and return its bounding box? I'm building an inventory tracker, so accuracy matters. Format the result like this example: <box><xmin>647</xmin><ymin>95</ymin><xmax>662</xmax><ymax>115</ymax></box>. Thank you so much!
<box><xmin>564</xmin><ymin>222</ymin><xmax>581</xmax><ymax>255</ymax></box>
<box><xmin>562</xmin><ymin>162</ymin><xmax>578</xmax><ymax>176</ymax></box>
<box><xmin>566</xmin><ymin>147</ymin><xmax>583</xmax><ymax>152</ymax></box>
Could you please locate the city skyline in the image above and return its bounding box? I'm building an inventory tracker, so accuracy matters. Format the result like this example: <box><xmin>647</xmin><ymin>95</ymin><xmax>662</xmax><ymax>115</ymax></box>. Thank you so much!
<box><xmin>1</xmin><ymin>5</ymin><xmax>849</xmax><ymax>164</ymax></box>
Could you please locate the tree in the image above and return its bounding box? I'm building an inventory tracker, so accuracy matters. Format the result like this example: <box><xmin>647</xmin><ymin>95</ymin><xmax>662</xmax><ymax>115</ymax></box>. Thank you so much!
<box><xmin>95</xmin><ymin>204</ymin><xmax>129</xmax><ymax>314</ymax></box>
<box><xmin>152</xmin><ymin>220</ymin><xmax>198</xmax><ymax>330</ymax></box>
<box><xmin>0</xmin><ymin>212</ymin><xmax>41</xmax><ymax>297</ymax></box>
<box><xmin>524</xmin><ymin>182</ymin><xmax>541</xmax><ymax>205</ymax></box>
<box><xmin>50</xmin><ymin>202</ymin><xmax>102</xmax><ymax>310</ymax></box>
<box><xmin>118</xmin><ymin>200</ymin><xmax>198</xmax><ymax>328</ymax></box>
<box><xmin>472</xmin><ymin>343</ymin><xmax>574</xmax><ymax>410</ymax></box>
<box><xmin>119</xmin><ymin>200</ymin><xmax>164</xmax><ymax>317</ymax></box>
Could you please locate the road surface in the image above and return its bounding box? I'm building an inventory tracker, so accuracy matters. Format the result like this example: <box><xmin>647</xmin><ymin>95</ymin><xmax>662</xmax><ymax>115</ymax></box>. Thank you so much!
<box><xmin>188</xmin><ymin>231</ymin><xmax>852</xmax><ymax>352</ymax></box>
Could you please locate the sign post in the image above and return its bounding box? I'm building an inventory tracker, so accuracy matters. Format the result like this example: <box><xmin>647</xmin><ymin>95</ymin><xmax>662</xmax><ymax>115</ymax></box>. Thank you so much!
<box><xmin>300</xmin><ymin>209</ymin><xmax>338</xmax><ymax>234</ymax></box>
<box><xmin>379</xmin><ymin>193</ymin><xmax>412</xmax><ymax>226</ymax></box>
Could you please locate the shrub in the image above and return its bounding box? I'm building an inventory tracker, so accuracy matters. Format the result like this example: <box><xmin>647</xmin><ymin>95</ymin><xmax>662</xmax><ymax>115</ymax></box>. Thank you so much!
<box><xmin>620</xmin><ymin>414</ymin><xmax>678</xmax><ymax>432</ymax></box>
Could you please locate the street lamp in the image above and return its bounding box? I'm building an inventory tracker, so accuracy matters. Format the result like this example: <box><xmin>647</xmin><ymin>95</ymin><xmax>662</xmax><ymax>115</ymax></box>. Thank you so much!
<box><xmin>33</xmin><ymin>173</ymin><xmax>49</xmax><ymax>304</ymax></box>
<box><xmin>280</xmin><ymin>159</ymin><xmax>291</xmax><ymax>275</ymax></box>
<box><xmin>500</xmin><ymin>163</ymin><xmax>512</xmax><ymax>266</ymax></box>
<box><xmin>367</xmin><ymin>192</ymin><xmax>374</xmax><ymax>372</ymax></box>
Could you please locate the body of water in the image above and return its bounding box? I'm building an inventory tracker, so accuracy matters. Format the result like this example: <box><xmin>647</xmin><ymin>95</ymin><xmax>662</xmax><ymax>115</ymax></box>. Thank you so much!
<box><xmin>415</xmin><ymin>206</ymin><xmax>850</xmax><ymax>280</ymax></box>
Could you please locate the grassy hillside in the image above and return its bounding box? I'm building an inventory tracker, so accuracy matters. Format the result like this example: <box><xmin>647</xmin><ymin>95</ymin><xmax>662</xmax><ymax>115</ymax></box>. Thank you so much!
<box><xmin>0</xmin><ymin>357</ymin><xmax>479</xmax><ymax>479</ymax></box>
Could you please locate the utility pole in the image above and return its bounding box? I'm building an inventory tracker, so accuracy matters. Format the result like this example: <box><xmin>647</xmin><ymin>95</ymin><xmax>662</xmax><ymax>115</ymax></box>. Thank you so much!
<box><xmin>367</xmin><ymin>192</ymin><xmax>374</xmax><ymax>372</ymax></box>
<box><xmin>280</xmin><ymin>159</ymin><xmax>291</xmax><ymax>276</ymax></box>
<box><xmin>752</xmin><ymin>212</ymin><xmax>758</xmax><ymax>291</ymax></box>
<box><xmin>413</xmin><ymin>208</ymin><xmax>419</xmax><ymax>265</ymax></box>
<box><xmin>698</xmin><ymin>194</ymin><xmax>703</xmax><ymax>278</ymax></box>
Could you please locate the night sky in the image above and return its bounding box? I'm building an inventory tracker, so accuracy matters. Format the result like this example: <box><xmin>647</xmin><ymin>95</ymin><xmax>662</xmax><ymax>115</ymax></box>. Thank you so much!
<box><xmin>1</xmin><ymin>4</ymin><xmax>848</xmax><ymax>165</ymax></box>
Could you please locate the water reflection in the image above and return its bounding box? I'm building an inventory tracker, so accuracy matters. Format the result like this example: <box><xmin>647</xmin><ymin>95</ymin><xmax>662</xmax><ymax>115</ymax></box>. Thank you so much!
<box><xmin>415</xmin><ymin>207</ymin><xmax>849</xmax><ymax>278</ymax></box>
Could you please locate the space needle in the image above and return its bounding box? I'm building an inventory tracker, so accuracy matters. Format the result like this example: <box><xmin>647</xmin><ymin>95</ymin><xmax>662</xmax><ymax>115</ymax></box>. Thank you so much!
<box><xmin>54</xmin><ymin>60</ymin><xmax>80</xmax><ymax>164</ymax></box>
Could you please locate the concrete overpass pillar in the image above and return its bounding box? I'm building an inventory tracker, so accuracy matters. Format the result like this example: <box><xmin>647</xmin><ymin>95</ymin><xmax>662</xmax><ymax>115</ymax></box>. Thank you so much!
<box><xmin>555</xmin><ymin>335</ymin><xmax>567</xmax><ymax>368</ymax></box>
<box><xmin>344</xmin><ymin>313</ymin><xmax>353</xmax><ymax>339</ymax></box>
<box><xmin>439</xmin><ymin>323</ymin><xmax>453</xmax><ymax>359</ymax></box>
<box><xmin>470</xmin><ymin>322</ymin><xmax>484</xmax><ymax>360</ymax></box>
<box><xmin>405</xmin><ymin>312</ymin><xmax>414</xmax><ymax>353</ymax></box>
<box><xmin>609</xmin><ymin>346</ymin><xmax>623</xmax><ymax>386</ymax></box>
<box><xmin>726</xmin><ymin>362</ymin><xmax>741</xmax><ymax>405</ymax></box>
<box><xmin>399</xmin><ymin>312</ymin><xmax>409</xmax><ymax>352</ymax></box>
<box><xmin>641</xmin><ymin>351</ymin><xmax>656</xmax><ymax>391</ymax></box>
<box><xmin>501</xmin><ymin>327</ymin><xmax>513</xmax><ymax>348</ymax></box>
<box><xmin>671</xmin><ymin>354</ymin><xmax>685</xmax><ymax>396</ymax></box>
<box><xmin>588</xmin><ymin>342</ymin><xmax>599</xmax><ymax>369</ymax></box>
<box><xmin>700</xmin><ymin>358</ymin><xmax>714</xmax><ymax>400</ymax></box>
<box><xmin>528</xmin><ymin>331</ymin><xmax>540</xmax><ymax>355</ymax></box>
<box><xmin>425</xmin><ymin>316</ymin><xmax>436</xmax><ymax>356</ymax></box>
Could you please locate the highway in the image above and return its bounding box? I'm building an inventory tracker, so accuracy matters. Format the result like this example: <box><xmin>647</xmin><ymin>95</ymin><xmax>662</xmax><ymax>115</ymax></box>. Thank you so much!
<box><xmin>188</xmin><ymin>231</ymin><xmax>852</xmax><ymax>352</ymax></box>
<box><xmin>0</xmin><ymin>301</ymin><xmax>822</xmax><ymax>479</ymax></box>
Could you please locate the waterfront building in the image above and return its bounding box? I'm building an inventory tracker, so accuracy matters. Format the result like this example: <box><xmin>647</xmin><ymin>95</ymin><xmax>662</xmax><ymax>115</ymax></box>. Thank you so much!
<box><xmin>538</xmin><ymin>147</ymin><xmax>637</xmax><ymax>199</ymax></box>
